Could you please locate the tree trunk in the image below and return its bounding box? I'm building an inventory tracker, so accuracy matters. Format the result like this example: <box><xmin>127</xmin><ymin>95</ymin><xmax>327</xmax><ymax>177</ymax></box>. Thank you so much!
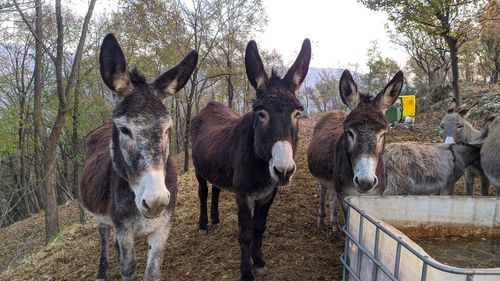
<box><xmin>43</xmin><ymin>151</ymin><xmax>59</xmax><ymax>243</ymax></box>
<box><xmin>184</xmin><ymin>71</ymin><xmax>198</xmax><ymax>172</ymax></box>
<box><xmin>19</xmin><ymin>96</ymin><xmax>31</xmax><ymax>216</ymax></box>
<box><xmin>71</xmin><ymin>79</ymin><xmax>85</xmax><ymax>224</ymax></box>
<box><xmin>33</xmin><ymin>0</ymin><xmax>43</xmax><ymax>208</ymax></box>
<box><xmin>446</xmin><ymin>36</ymin><xmax>460</xmax><ymax>106</ymax></box>
<box><xmin>226</xmin><ymin>56</ymin><xmax>234</xmax><ymax>109</ymax></box>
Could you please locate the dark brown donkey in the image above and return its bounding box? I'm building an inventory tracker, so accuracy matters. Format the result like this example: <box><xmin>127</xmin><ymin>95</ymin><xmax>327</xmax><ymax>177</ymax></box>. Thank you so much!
<box><xmin>80</xmin><ymin>34</ymin><xmax>197</xmax><ymax>281</ymax></box>
<box><xmin>307</xmin><ymin>70</ymin><xmax>403</xmax><ymax>234</ymax></box>
<box><xmin>190</xmin><ymin>39</ymin><xmax>311</xmax><ymax>281</ymax></box>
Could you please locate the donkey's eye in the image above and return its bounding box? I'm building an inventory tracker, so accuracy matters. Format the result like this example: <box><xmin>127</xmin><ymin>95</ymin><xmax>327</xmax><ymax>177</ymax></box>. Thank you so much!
<box><xmin>119</xmin><ymin>127</ymin><xmax>133</xmax><ymax>138</ymax></box>
<box><xmin>457</xmin><ymin>124</ymin><xmax>463</xmax><ymax>128</ymax></box>
<box><xmin>256</xmin><ymin>111</ymin><xmax>267</xmax><ymax>121</ymax></box>
<box><xmin>346</xmin><ymin>129</ymin><xmax>355</xmax><ymax>140</ymax></box>
<box><xmin>294</xmin><ymin>111</ymin><xmax>302</xmax><ymax>119</ymax></box>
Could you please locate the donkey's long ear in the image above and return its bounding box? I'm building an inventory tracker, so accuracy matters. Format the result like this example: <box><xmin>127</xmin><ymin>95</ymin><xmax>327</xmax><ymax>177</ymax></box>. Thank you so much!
<box><xmin>283</xmin><ymin>39</ymin><xmax>311</xmax><ymax>92</ymax></box>
<box><xmin>374</xmin><ymin>70</ymin><xmax>403</xmax><ymax>112</ymax></box>
<box><xmin>99</xmin><ymin>33</ymin><xmax>131</xmax><ymax>96</ymax></box>
<box><xmin>152</xmin><ymin>50</ymin><xmax>198</xmax><ymax>98</ymax></box>
<box><xmin>458</xmin><ymin>102</ymin><xmax>478</xmax><ymax>118</ymax></box>
<box><xmin>339</xmin><ymin>70</ymin><xmax>359</xmax><ymax>109</ymax></box>
<box><xmin>245</xmin><ymin>40</ymin><xmax>268</xmax><ymax>97</ymax></box>
<box><xmin>447</xmin><ymin>98</ymin><xmax>457</xmax><ymax>113</ymax></box>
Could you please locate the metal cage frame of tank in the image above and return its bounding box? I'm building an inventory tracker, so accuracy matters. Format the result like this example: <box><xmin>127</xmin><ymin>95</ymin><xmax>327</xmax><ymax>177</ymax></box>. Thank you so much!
<box><xmin>341</xmin><ymin>196</ymin><xmax>500</xmax><ymax>281</ymax></box>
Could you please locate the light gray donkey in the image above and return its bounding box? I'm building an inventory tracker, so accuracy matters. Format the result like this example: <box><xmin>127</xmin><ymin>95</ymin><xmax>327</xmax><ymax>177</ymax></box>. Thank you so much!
<box><xmin>441</xmin><ymin>101</ymin><xmax>490</xmax><ymax>195</ymax></box>
<box><xmin>382</xmin><ymin>142</ymin><xmax>480</xmax><ymax>195</ymax></box>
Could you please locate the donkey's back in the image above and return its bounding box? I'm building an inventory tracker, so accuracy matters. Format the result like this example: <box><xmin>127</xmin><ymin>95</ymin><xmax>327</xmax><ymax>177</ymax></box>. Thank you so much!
<box><xmin>191</xmin><ymin>101</ymin><xmax>241</xmax><ymax>143</ymax></box>
<box><xmin>307</xmin><ymin>111</ymin><xmax>347</xmax><ymax>181</ymax></box>
<box><xmin>80</xmin><ymin>123</ymin><xmax>114</xmax><ymax>215</ymax></box>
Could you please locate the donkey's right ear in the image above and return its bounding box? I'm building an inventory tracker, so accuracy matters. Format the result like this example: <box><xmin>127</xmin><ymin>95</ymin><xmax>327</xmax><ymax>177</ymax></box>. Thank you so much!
<box><xmin>99</xmin><ymin>33</ymin><xmax>132</xmax><ymax>96</ymax></box>
<box><xmin>152</xmin><ymin>50</ymin><xmax>198</xmax><ymax>98</ymax></box>
<box><xmin>375</xmin><ymin>70</ymin><xmax>403</xmax><ymax>112</ymax></box>
<box><xmin>339</xmin><ymin>70</ymin><xmax>359</xmax><ymax>109</ymax></box>
<box><xmin>245</xmin><ymin>40</ymin><xmax>268</xmax><ymax>97</ymax></box>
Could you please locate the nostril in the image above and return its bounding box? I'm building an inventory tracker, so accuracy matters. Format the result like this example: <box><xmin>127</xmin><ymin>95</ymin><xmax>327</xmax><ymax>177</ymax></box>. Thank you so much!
<box><xmin>274</xmin><ymin>166</ymin><xmax>283</xmax><ymax>176</ymax></box>
<box><xmin>373</xmin><ymin>177</ymin><xmax>378</xmax><ymax>186</ymax></box>
<box><xmin>354</xmin><ymin>176</ymin><xmax>360</xmax><ymax>186</ymax></box>
<box><xmin>142</xmin><ymin>199</ymin><xmax>150</xmax><ymax>211</ymax></box>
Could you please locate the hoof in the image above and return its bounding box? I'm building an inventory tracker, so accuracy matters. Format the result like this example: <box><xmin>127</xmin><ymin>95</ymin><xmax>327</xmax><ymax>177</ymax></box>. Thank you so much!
<box><xmin>211</xmin><ymin>223</ymin><xmax>221</xmax><ymax>229</ymax></box>
<box><xmin>253</xmin><ymin>266</ymin><xmax>269</xmax><ymax>277</ymax></box>
<box><xmin>198</xmin><ymin>229</ymin><xmax>207</xmax><ymax>235</ymax></box>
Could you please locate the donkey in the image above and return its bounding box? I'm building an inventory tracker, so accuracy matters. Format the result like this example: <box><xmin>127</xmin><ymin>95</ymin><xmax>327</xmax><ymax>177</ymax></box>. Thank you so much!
<box><xmin>190</xmin><ymin>39</ymin><xmax>311</xmax><ymax>281</ymax></box>
<box><xmin>382</xmin><ymin>142</ymin><xmax>480</xmax><ymax>195</ymax></box>
<box><xmin>440</xmin><ymin>101</ymin><xmax>489</xmax><ymax>195</ymax></box>
<box><xmin>80</xmin><ymin>34</ymin><xmax>197</xmax><ymax>281</ymax></box>
<box><xmin>473</xmin><ymin>114</ymin><xmax>500</xmax><ymax>194</ymax></box>
<box><xmin>307</xmin><ymin>70</ymin><xmax>403</xmax><ymax>234</ymax></box>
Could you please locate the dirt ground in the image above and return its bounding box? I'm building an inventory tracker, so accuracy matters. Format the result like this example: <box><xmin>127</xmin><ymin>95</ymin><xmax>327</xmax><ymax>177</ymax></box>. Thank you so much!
<box><xmin>0</xmin><ymin>112</ymin><xmax>495</xmax><ymax>281</ymax></box>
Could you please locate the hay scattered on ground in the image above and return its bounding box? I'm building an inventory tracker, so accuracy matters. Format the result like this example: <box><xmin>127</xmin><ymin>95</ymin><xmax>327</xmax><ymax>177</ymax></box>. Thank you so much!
<box><xmin>0</xmin><ymin>111</ymin><xmax>494</xmax><ymax>281</ymax></box>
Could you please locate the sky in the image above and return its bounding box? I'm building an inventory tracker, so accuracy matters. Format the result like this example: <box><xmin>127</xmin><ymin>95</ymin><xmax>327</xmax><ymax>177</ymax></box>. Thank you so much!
<box><xmin>256</xmin><ymin>0</ymin><xmax>408</xmax><ymax>71</ymax></box>
<box><xmin>73</xmin><ymin>0</ymin><xmax>409</xmax><ymax>73</ymax></box>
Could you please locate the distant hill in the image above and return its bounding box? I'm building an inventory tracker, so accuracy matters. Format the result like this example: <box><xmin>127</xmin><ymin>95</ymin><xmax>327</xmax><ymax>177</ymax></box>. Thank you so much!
<box><xmin>302</xmin><ymin>67</ymin><xmax>364</xmax><ymax>87</ymax></box>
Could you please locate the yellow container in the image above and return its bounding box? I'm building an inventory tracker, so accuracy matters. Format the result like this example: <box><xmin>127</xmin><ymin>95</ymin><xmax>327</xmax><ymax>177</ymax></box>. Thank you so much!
<box><xmin>400</xmin><ymin>95</ymin><xmax>416</xmax><ymax>117</ymax></box>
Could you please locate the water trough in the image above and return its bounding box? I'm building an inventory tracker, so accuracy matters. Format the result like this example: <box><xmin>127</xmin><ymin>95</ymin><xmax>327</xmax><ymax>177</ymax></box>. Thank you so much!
<box><xmin>341</xmin><ymin>196</ymin><xmax>500</xmax><ymax>281</ymax></box>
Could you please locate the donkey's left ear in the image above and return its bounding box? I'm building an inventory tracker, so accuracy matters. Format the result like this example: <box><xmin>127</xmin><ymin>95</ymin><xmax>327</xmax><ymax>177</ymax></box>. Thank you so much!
<box><xmin>458</xmin><ymin>102</ymin><xmax>478</xmax><ymax>118</ymax></box>
<box><xmin>447</xmin><ymin>98</ymin><xmax>457</xmax><ymax>113</ymax></box>
<box><xmin>375</xmin><ymin>70</ymin><xmax>404</xmax><ymax>112</ymax></box>
<box><xmin>283</xmin><ymin>38</ymin><xmax>312</xmax><ymax>92</ymax></box>
<box><xmin>152</xmin><ymin>50</ymin><xmax>198</xmax><ymax>98</ymax></box>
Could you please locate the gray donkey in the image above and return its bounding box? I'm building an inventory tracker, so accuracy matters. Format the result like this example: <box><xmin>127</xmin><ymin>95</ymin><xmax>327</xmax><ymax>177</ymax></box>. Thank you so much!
<box><xmin>473</xmin><ymin>114</ymin><xmax>500</xmax><ymax>194</ymax></box>
<box><xmin>441</xmin><ymin>101</ymin><xmax>490</xmax><ymax>195</ymax></box>
<box><xmin>382</xmin><ymin>142</ymin><xmax>480</xmax><ymax>195</ymax></box>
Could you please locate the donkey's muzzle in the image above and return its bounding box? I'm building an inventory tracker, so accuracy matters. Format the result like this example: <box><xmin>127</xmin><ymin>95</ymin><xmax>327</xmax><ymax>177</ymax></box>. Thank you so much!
<box><xmin>136</xmin><ymin>170</ymin><xmax>170</xmax><ymax>219</ymax></box>
<box><xmin>141</xmin><ymin>197</ymin><xmax>169</xmax><ymax>218</ymax></box>
<box><xmin>273</xmin><ymin>165</ymin><xmax>296</xmax><ymax>186</ymax></box>
<box><xmin>354</xmin><ymin>175</ymin><xmax>378</xmax><ymax>193</ymax></box>
<box><xmin>353</xmin><ymin>157</ymin><xmax>379</xmax><ymax>193</ymax></box>
<box><xmin>269</xmin><ymin>141</ymin><xmax>296</xmax><ymax>186</ymax></box>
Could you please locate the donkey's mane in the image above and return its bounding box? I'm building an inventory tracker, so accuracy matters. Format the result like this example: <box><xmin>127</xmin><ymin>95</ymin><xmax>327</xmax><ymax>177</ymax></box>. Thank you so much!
<box><xmin>268</xmin><ymin>69</ymin><xmax>281</xmax><ymax>86</ymax></box>
<box><xmin>129</xmin><ymin>68</ymin><xmax>147</xmax><ymax>86</ymax></box>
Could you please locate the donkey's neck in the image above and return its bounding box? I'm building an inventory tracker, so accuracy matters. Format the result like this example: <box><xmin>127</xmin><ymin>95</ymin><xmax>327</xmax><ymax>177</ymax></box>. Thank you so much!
<box><xmin>333</xmin><ymin>134</ymin><xmax>355</xmax><ymax>190</ymax></box>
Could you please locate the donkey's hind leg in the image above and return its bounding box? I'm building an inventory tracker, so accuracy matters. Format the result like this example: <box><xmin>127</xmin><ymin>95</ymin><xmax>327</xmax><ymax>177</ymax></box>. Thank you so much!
<box><xmin>196</xmin><ymin>172</ymin><xmax>209</xmax><ymax>235</ymax></box>
<box><xmin>211</xmin><ymin>186</ymin><xmax>221</xmax><ymax>227</ymax></box>
<box><xmin>317</xmin><ymin>183</ymin><xmax>327</xmax><ymax>228</ymax></box>
<box><xmin>96</xmin><ymin>223</ymin><xmax>109</xmax><ymax>281</ymax></box>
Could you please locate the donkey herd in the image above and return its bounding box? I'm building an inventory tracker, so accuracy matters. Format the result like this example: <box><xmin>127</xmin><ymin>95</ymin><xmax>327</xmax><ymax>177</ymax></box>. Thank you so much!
<box><xmin>79</xmin><ymin>34</ymin><xmax>500</xmax><ymax>281</ymax></box>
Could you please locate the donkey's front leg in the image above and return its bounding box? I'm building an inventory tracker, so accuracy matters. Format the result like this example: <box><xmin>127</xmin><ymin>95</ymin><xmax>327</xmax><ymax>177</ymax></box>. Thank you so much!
<box><xmin>145</xmin><ymin>225</ymin><xmax>171</xmax><ymax>281</ymax></box>
<box><xmin>116</xmin><ymin>227</ymin><xmax>136</xmax><ymax>281</ymax></box>
<box><xmin>236</xmin><ymin>194</ymin><xmax>254</xmax><ymax>281</ymax></box>
<box><xmin>251</xmin><ymin>187</ymin><xmax>277</xmax><ymax>277</ymax></box>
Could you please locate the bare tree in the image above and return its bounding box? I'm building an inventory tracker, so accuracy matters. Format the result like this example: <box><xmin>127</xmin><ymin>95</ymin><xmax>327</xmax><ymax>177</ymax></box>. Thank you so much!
<box><xmin>13</xmin><ymin>0</ymin><xmax>96</xmax><ymax>243</ymax></box>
